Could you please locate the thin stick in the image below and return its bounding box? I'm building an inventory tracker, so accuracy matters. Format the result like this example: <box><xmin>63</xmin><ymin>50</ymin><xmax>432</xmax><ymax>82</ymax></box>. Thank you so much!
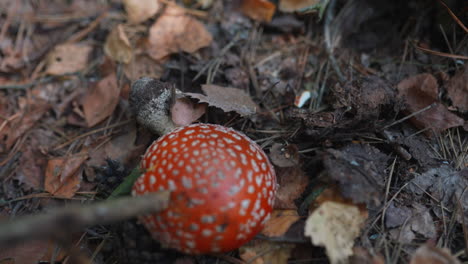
<box><xmin>0</xmin><ymin>191</ymin><xmax>170</xmax><ymax>247</ymax></box>
<box><xmin>382</xmin><ymin>103</ymin><xmax>436</xmax><ymax>130</ymax></box>
<box><xmin>436</xmin><ymin>0</ymin><xmax>468</xmax><ymax>33</ymax></box>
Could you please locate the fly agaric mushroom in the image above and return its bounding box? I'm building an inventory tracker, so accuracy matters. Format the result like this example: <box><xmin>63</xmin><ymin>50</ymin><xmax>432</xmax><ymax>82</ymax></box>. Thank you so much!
<box><xmin>129</xmin><ymin>78</ymin><xmax>277</xmax><ymax>254</ymax></box>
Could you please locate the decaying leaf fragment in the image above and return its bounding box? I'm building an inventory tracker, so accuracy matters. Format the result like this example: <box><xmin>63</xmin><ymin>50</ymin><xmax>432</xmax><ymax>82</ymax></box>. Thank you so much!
<box><xmin>397</xmin><ymin>73</ymin><xmax>464</xmax><ymax>133</ymax></box>
<box><xmin>185</xmin><ymin>84</ymin><xmax>258</xmax><ymax>117</ymax></box>
<box><xmin>261</xmin><ymin>209</ymin><xmax>300</xmax><ymax>237</ymax></box>
<box><xmin>240</xmin><ymin>240</ymin><xmax>295</xmax><ymax>264</ymax></box>
<box><xmin>171</xmin><ymin>97</ymin><xmax>207</xmax><ymax>126</ymax></box>
<box><xmin>305</xmin><ymin>201</ymin><xmax>368</xmax><ymax>264</ymax></box>
<box><xmin>410</xmin><ymin>244</ymin><xmax>461</xmax><ymax>264</ymax></box>
<box><xmin>45</xmin><ymin>154</ymin><xmax>88</xmax><ymax>198</ymax></box>
<box><xmin>446</xmin><ymin>66</ymin><xmax>468</xmax><ymax>112</ymax></box>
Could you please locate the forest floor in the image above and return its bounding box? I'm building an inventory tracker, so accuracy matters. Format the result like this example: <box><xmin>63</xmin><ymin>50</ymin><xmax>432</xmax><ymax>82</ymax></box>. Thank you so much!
<box><xmin>0</xmin><ymin>0</ymin><xmax>467</xmax><ymax>263</ymax></box>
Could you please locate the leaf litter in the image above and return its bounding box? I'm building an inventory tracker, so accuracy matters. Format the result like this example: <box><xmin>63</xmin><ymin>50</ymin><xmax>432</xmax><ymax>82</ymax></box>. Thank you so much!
<box><xmin>0</xmin><ymin>0</ymin><xmax>467</xmax><ymax>263</ymax></box>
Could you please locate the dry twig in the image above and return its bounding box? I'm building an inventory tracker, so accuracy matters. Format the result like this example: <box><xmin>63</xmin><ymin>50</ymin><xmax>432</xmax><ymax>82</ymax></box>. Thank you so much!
<box><xmin>0</xmin><ymin>191</ymin><xmax>170</xmax><ymax>247</ymax></box>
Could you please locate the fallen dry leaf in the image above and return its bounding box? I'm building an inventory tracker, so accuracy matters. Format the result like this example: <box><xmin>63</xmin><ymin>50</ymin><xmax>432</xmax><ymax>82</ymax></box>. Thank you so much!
<box><xmin>240</xmin><ymin>0</ymin><xmax>276</xmax><ymax>22</ymax></box>
<box><xmin>410</xmin><ymin>203</ymin><xmax>436</xmax><ymax>239</ymax></box>
<box><xmin>397</xmin><ymin>73</ymin><xmax>464</xmax><ymax>133</ymax></box>
<box><xmin>385</xmin><ymin>202</ymin><xmax>412</xmax><ymax>228</ymax></box>
<box><xmin>0</xmin><ymin>240</ymin><xmax>50</xmax><ymax>264</ymax></box>
<box><xmin>45</xmin><ymin>154</ymin><xmax>88</xmax><ymax>198</ymax></box>
<box><xmin>104</xmin><ymin>24</ymin><xmax>133</xmax><ymax>64</ymax></box>
<box><xmin>46</xmin><ymin>43</ymin><xmax>92</xmax><ymax>75</ymax></box>
<box><xmin>274</xmin><ymin>167</ymin><xmax>309</xmax><ymax>209</ymax></box>
<box><xmin>185</xmin><ymin>84</ymin><xmax>258</xmax><ymax>117</ymax></box>
<box><xmin>147</xmin><ymin>4</ymin><xmax>212</xmax><ymax>60</ymax></box>
<box><xmin>389</xmin><ymin>223</ymin><xmax>415</xmax><ymax>244</ymax></box>
<box><xmin>323</xmin><ymin>144</ymin><xmax>389</xmax><ymax>206</ymax></box>
<box><xmin>83</xmin><ymin>73</ymin><xmax>120</xmax><ymax>127</ymax></box>
<box><xmin>16</xmin><ymin>146</ymin><xmax>47</xmax><ymax>190</ymax></box>
<box><xmin>279</xmin><ymin>0</ymin><xmax>319</xmax><ymax>12</ymax></box>
<box><xmin>123</xmin><ymin>0</ymin><xmax>160</xmax><ymax>24</ymax></box>
<box><xmin>171</xmin><ymin>97</ymin><xmax>207</xmax><ymax>126</ymax></box>
<box><xmin>304</xmin><ymin>200</ymin><xmax>368</xmax><ymax>264</ymax></box>
<box><xmin>124</xmin><ymin>55</ymin><xmax>165</xmax><ymax>81</ymax></box>
<box><xmin>240</xmin><ymin>240</ymin><xmax>295</xmax><ymax>264</ymax></box>
<box><xmin>86</xmin><ymin>122</ymin><xmax>146</xmax><ymax>168</ymax></box>
<box><xmin>350</xmin><ymin>247</ymin><xmax>385</xmax><ymax>264</ymax></box>
<box><xmin>0</xmin><ymin>98</ymin><xmax>50</xmax><ymax>151</ymax></box>
<box><xmin>261</xmin><ymin>209</ymin><xmax>300</xmax><ymax>237</ymax></box>
<box><xmin>446</xmin><ymin>66</ymin><xmax>468</xmax><ymax>112</ymax></box>
<box><xmin>410</xmin><ymin>244</ymin><xmax>461</xmax><ymax>264</ymax></box>
<box><xmin>269</xmin><ymin>143</ymin><xmax>300</xmax><ymax>167</ymax></box>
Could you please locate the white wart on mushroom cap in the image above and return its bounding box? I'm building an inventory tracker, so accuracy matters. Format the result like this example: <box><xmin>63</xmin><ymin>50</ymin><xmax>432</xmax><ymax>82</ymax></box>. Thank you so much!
<box><xmin>132</xmin><ymin>123</ymin><xmax>276</xmax><ymax>254</ymax></box>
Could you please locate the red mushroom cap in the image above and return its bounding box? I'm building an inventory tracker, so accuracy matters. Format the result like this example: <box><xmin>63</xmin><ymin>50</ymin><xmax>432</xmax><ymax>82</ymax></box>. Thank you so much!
<box><xmin>132</xmin><ymin>123</ymin><xmax>276</xmax><ymax>254</ymax></box>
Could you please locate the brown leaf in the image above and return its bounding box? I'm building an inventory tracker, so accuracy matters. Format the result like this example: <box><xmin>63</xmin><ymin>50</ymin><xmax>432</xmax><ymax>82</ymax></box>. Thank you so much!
<box><xmin>269</xmin><ymin>143</ymin><xmax>300</xmax><ymax>167</ymax></box>
<box><xmin>124</xmin><ymin>0</ymin><xmax>160</xmax><ymax>24</ymax></box>
<box><xmin>123</xmin><ymin>55</ymin><xmax>165</xmax><ymax>81</ymax></box>
<box><xmin>104</xmin><ymin>24</ymin><xmax>133</xmax><ymax>64</ymax></box>
<box><xmin>261</xmin><ymin>209</ymin><xmax>300</xmax><ymax>237</ymax></box>
<box><xmin>323</xmin><ymin>144</ymin><xmax>389</xmax><ymax>206</ymax></box>
<box><xmin>0</xmin><ymin>99</ymin><xmax>50</xmax><ymax>150</ymax></box>
<box><xmin>147</xmin><ymin>4</ymin><xmax>212</xmax><ymax>60</ymax></box>
<box><xmin>171</xmin><ymin>97</ymin><xmax>207</xmax><ymax>126</ymax></box>
<box><xmin>274</xmin><ymin>167</ymin><xmax>309</xmax><ymax>209</ymax></box>
<box><xmin>240</xmin><ymin>0</ymin><xmax>276</xmax><ymax>22</ymax></box>
<box><xmin>0</xmin><ymin>240</ymin><xmax>50</xmax><ymax>264</ymax></box>
<box><xmin>240</xmin><ymin>240</ymin><xmax>295</xmax><ymax>264</ymax></box>
<box><xmin>46</xmin><ymin>43</ymin><xmax>92</xmax><ymax>75</ymax></box>
<box><xmin>16</xmin><ymin>146</ymin><xmax>47</xmax><ymax>190</ymax></box>
<box><xmin>446</xmin><ymin>66</ymin><xmax>468</xmax><ymax>112</ymax></box>
<box><xmin>304</xmin><ymin>200</ymin><xmax>368</xmax><ymax>264</ymax></box>
<box><xmin>410</xmin><ymin>244</ymin><xmax>461</xmax><ymax>264</ymax></box>
<box><xmin>45</xmin><ymin>154</ymin><xmax>88</xmax><ymax>198</ymax></box>
<box><xmin>279</xmin><ymin>0</ymin><xmax>319</xmax><ymax>12</ymax></box>
<box><xmin>350</xmin><ymin>247</ymin><xmax>385</xmax><ymax>264</ymax></box>
<box><xmin>397</xmin><ymin>73</ymin><xmax>464</xmax><ymax>133</ymax></box>
<box><xmin>185</xmin><ymin>84</ymin><xmax>258</xmax><ymax>117</ymax></box>
<box><xmin>87</xmin><ymin>123</ymin><xmax>146</xmax><ymax>168</ymax></box>
<box><xmin>83</xmin><ymin>73</ymin><xmax>120</xmax><ymax>127</ymax></box>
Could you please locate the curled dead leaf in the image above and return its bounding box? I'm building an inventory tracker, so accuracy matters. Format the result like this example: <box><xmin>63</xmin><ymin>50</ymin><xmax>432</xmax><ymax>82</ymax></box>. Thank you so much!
<box><xmin>397</xmin><ymin>73</ymin><xmax>464</xmax><ymax>133</ymax></box>
<box><xmin>45</xmin><ymin>154</ymin><xmax>88</xmax><ymax>198</ymax></box>
<box><xmin>171</xmin><ymin>97</ymin><xmax>207</xmax><ymax>127</ymax></box>
<box><xmin>147</xmin><ymin>4</ymin><xmax>212</xmax><ymax>60</ymax></box>
<box><xmin>104</xmin><ymin>24</ymin><xmax>133</xmax><ymax>64</ymax></box>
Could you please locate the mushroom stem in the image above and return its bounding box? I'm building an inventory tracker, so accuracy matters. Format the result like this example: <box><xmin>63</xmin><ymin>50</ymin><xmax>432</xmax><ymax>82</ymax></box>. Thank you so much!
<box><xmin>129</xmin><ymin>77</ymin><xmax>177</xmax><ymax>135</ymax></box>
